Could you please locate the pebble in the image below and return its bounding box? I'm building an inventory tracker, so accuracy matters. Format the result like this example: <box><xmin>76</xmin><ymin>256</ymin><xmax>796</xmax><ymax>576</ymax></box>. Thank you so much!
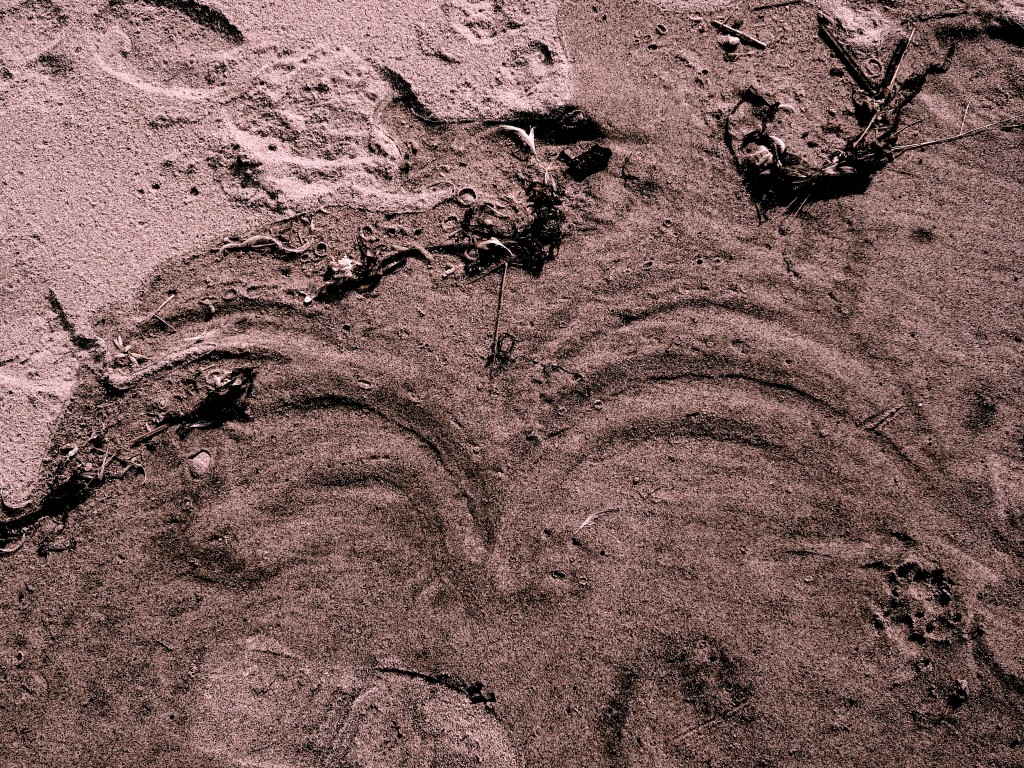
<box><xmin>189</xmin><ymin>451</ymin><xmax>212</xmax><ymax>477</ymax></box>
<box><xmin>719</xmin><ymin>35</ymin><xmax>741</xmax><ymax>51</ymax></box>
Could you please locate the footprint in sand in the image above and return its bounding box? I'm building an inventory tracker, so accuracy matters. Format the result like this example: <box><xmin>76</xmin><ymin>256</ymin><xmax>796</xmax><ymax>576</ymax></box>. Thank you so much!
<box><xmin>191</xmin><ymin>636</ymin><xmax>363</xmax><ymax>767</ymax></box>
<box><xmin>216</xmin><ymin>47</ymin><xmax>410</xmax><ymax>206</ymax></box>
<box><xmin>443</xmin><ymin>0</ymin><xmax>506</xmax><ymax>43</ymax></box>
<box><xmin>0</xmin><ymin>0</ymin><xmax>68</xmax><ymax>82</ymax></box>
<box><xmin>413</xmin><ymin>0</ymin><xmax>571</xmax><ymax>119</ymax></box>
<box><xmin>92</xmin><ymin>0</ymin><xmax>244</xmax><ymax>101</ymax></box>
<box><xmin>192</xmin><ymin>639</ymin><xmax>520</xmax><ymax>768</ymax></box>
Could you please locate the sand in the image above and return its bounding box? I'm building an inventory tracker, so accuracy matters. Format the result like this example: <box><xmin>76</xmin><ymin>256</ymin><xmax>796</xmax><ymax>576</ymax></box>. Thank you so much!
<box><xmin>2</xmin><ymin>0</ymin><xmax>1024</xmax><ymax>765</ymax></box>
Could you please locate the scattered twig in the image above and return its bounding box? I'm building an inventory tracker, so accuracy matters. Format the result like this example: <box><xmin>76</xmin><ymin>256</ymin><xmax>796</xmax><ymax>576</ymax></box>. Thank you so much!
<box><xmin>132</xmin><ymin>422</ymin><xmax>171</xmax><ymax>446</ymax></box>
<box><xmin>150</xmin><ymin>293</ymin><xmax>177</xmax><ymax>333</ymax></box>
<box><xmin>818</xmin><ymin>14</ymin><xmax>875</xmax><ymax>93</ymax></box>
<box><xmin>851</xmin><ymin>110</ymin><xmax>879</xmax><ymax>148</ymax></box>
<box><xmin>894</xmin><ymin>114</ymin><xmax>1024</xmax><ymax>151</ymax></box>
<box><xmin>711</xmin><ymin>19</ymin><xmax>768</xmax><ymax>49</ymax></box>
<box><xmin>915</xmin><ymin>7</ymin><xmax>971</xmax><ymax>21</ymax></box>
<box><xmin>486</xmin><ymin>263</ymin><xmax>509</xmax><ymax>367</ymax></box>
<box><xmin>752</xmin><ymin>0</ymin><xmax>802</xmax><ymax>9</ymax></box>
<box><xmin>959</xmin><ymin>102</ymin><xmax>970</xmax><ymax>135</ymax></box>
<box><xmin>97</xmin><ymin>450</ymin><xmax>112</xmax><ymax>482</ymax></box>
<box><xmin>672</xmin><ymin>698</ymin><xmax>752</xmax><ymax>745</ymax></box>
<box><xmin>881</xmin><ymin>28</ymin><xmax>915</xmax><ymax>94</ymax></box>
<box><xmin>465</xmin><ymin>260</ymin><xmax>509</xmax><ymax>284</ymax></box>
<box><xmin>860</xmin><ymin>404</ymin><xmax>906</xmax><ymax>431</ymax></box>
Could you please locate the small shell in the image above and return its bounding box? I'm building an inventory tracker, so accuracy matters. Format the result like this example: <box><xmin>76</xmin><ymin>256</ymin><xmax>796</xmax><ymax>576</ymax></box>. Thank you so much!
<box><xmin>768</xmin><ymin>135</ymin><xmax>787</xmax><ymax>155</ymax></box>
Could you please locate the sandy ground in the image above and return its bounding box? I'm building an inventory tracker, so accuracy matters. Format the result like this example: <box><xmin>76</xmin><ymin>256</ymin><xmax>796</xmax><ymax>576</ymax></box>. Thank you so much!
<box><xmin>2</xmin><ymin>0</ymin><xmax>1024</xmax><ymax>765</ymax></box>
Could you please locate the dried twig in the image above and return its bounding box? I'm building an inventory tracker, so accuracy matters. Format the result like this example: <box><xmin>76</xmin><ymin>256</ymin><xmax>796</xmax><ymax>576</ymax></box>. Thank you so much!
<box><xmin>672</xmin><ymin>698</ymin><xmax>752</xmax><ymax>745</ymax></box>
<box><xmin>486</xmin><ymin>263</ymin><xmax>509</xmax><ymax>366</ymax></box>
<box><xmin>752</xmin><ymin>0</ymin><xmax>802</xmax><ymax>9</ymax></box>
<box><xmin>132</xmin><ymin>422</ymin><xmax>171</xmax><ymax>446</ymax></box>
<box><xmin>711</xmin><ymin>19</ymin><xmax>768</xmax><ymax>48</ymax></box>
<box><xmin>881</xmin><ymin>28</ymin><xmax>915</xmax><ymax>93</ymax></box>
<box><xmin>894</xmin><ymin>114</ymin><xmax>1024</xmax><ymax>151</ymax></box>
<box><xmin>150</xmin><ymin>293</ymin><xmax>176</xmax><ymax>333</ymax></box>
<box><xmin>818</xmin><ymin>14</ymin><xmax>875</xmax><ymax>93</ymax></box>
<box><xmin>97</xmin><ymin>450</ymin><xmax>112</xmax><ymax>482</ymax></box>
<box><xmin>860</xmin><ymin>404</ymin><xmax>906</xmax><ymax>431</ymax></box>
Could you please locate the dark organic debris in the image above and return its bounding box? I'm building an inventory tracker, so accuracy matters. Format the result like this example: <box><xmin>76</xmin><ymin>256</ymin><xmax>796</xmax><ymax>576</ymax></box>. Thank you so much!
<box><xmin>726</xmin><ymin>19</ymin><xmax>961</xmax><ymax>218</ymax></box>
<box><xmin>0</xmin><ymin>442</ymin><xmax>146</xmax><ymax>543</ymax></box>
<box><xmin>134</xmin><ymin>367</ymin><xmax>256</xmax><ymax>444</ymax></box>
<box><xmin>317</xmin><ymin>179</ymin><xmax>563</xmax><ymax>302</ymax></box>
<box><xmin>377</xmin><ymin>666</ymin><xmax>497</xmax><ymax>705</ymax></box>
<box><xmin>316</xmin><ymin>235</ymin><xmax>429</xmax><ymax>301</ymax></box>
<box><xmin>496</xmin><ymin>105</ymin><xmax>605</xmax><ymax>144</ymax></box>
<box><xmin>948</xmin><ymin>678</ymin><xmax>970</xmax><ymax>708</ymax></box>
<box><xmin>563</xmin><ymin>143</ymin><xmax>612</xmax><ymax>181</ymax></box>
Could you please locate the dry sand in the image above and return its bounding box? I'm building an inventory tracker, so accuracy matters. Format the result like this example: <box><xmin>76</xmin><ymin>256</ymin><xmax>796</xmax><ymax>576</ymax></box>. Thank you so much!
<box><xmin>2</xmin><ymin>0</ymin><xmax>1024</xmax><ymax>765</ymax></box>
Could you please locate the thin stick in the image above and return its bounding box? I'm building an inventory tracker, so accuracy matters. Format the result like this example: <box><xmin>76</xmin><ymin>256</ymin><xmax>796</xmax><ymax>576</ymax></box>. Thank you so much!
<box><xmin>752</xmin><ymin>0</ymin><xmax>802</xmax><ymax>10</ymax></box>
<box><xmin>711</xmin><ymin>20</ymin><xmax>768</xmax><ymax>49</ymax></box>
<box><xmin>151</xmin><ymin>293</ymin><xmax>176</xmax><ymax>333</ymax></box>
<box><xmin>132</xmin><ymin>422</ymin><xmax>171</xmax><ymax>446</ymax></box>
<box><xmin>890</xmin><ymin>118</ymin><xmax>924</xmax><ymax>139</ymax></box>
<box><xmin>882</xmin><ymin>27</ymin><xmax>915</xmax><ymax>92</ymax></box>
<box><xmin>852</xmin><ymin>110</ymin><xmax>879</xmax><ymax>148</ymax></box>
<box><xmin>465</xmin><ymin>260</ymin><xmax>509</xmax><ymax>284</ymax></box>
<box><xmin>792</xmin><ymin>194</ymin><xmax>810</xmax><ymax>218</ymax></box>
<box><xmin>818</xmin><ymin>14</ymin><xmax>875</xmax><ymax>93</ymax></box>
<box><xmin>915</xmin><ymin>7</ymin><xmax>970</xmax><ymax>21</ymax></box>
<box><xmin>488</xmin><ymin>263</ymin><xmax>508</xmax><ymax>364</ymax></box>
<box><xmin>894</xmin><ymin>114</ymin><xmax>1024</xmax><ymax>151</ymax></box>
<box><xmin>959</xmin><ymin>102</ymin><xmax>970</xmax><ymax>135</ymax></box>
<box><xmin>97</xmin><ymin>450</ymin><xmax>112</xmax><ymax>482</ymax></box>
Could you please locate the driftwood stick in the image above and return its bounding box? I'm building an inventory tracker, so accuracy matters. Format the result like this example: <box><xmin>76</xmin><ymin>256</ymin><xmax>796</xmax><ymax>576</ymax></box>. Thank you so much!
<box><xmin>818</xmin><ymin>14</ymin><xmax>876</xmax><ymax>93</ymax></box>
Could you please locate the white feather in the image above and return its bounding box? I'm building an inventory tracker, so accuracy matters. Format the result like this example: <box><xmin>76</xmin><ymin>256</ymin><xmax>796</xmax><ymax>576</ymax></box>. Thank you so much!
<box><xmin>574</xmin><ymin>507</ymin><xmax>619</xmax><ymax>535</ymax></box>
<box><xmin>499</xmin><ymin>124</ymin><xmax>537</xmax><ymax>156</ymax></box>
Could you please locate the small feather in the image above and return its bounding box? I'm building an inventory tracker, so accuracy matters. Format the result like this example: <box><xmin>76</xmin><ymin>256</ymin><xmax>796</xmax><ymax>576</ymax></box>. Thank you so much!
<box><xmin>498</xmin><ymin>124</ymin><xmax>536</xmax><ymax>155</ymax></box>
<box><xmin>574</xmin><ymin>507</ymin><xmax>619</xmax><ymax>535</ymax></box>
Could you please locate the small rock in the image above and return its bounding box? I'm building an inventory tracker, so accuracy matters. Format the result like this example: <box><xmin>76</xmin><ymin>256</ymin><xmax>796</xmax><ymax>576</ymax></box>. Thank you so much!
<box><xmin>719</xmin><ymin>35</ymin><xmax>740</xmax><ymax>51</ymax></box>
<box><xmin>189</xmin><ymin>451</ymin><xmax>212</xmax><ymax>477</ymax></box>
